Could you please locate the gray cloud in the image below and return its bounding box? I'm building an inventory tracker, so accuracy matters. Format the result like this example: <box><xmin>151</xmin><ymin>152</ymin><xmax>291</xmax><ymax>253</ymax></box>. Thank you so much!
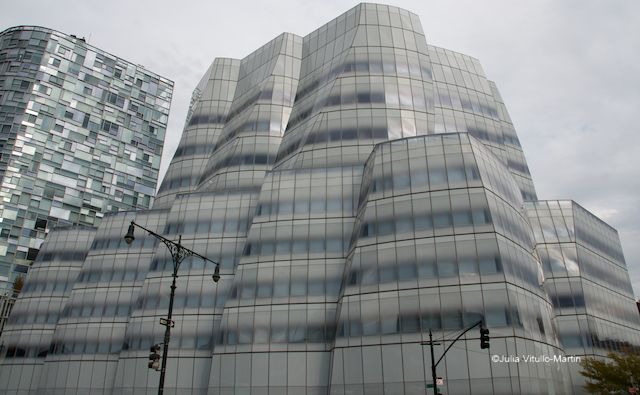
<box><xmin>2</xmin><ymin>0</ymin><xmax>638</xmax><ymax>297</ymax></box>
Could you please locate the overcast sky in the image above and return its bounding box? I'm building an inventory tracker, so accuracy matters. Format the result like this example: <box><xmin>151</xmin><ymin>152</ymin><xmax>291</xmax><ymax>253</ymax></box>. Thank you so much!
<box><xmin>2</xmin><ymin>0</ymin><xmax>639</xmax><ymax>297</ymax></box>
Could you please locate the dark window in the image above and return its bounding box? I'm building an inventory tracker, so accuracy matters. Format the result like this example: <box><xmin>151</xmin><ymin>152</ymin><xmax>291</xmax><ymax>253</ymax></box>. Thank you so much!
<box><xmin>27</xmin><ymin>248</ymin><xmax>39</xmax><ymax>260</ymax></box>
<box><xmin>35</xmin><ymin>218</ymin><xmax>47</xmax><ymax>229</ymax></box>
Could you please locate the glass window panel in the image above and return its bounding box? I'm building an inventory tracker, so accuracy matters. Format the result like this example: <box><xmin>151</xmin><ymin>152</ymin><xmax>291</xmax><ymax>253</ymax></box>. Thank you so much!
<box><xmin>273</xmin><ymin>279</ymin><xmax>289</xmax><ymax>297</ymax></box>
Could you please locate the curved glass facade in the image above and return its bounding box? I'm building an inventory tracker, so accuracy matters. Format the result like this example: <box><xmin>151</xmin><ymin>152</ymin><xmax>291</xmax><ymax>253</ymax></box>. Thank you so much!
<box><xmin>1</xmin><ymin>4</ymin><xmax>639</xmax><ymax>395</ymax></box>
<box><xmin>428</xmin><ymin>46</ymin><xmax>536</xmax><ymax>201</ymax></box>
<box><xmin>327</xmin><ymin>134</ymin><xmax>562</xmax><ymax>394</ymax></box>
<box><xmin>0</xmin><ymin>226</ymin><xmax>95</xmax><ymax>393</ymax></box>
<box><xmin>526</xmin><ymin>200</ymin><xmax>640</xmax><ymax>392</ymax></box>
<box><xmin>154</xmin><ymin>59</ymin><xmax>240</xmax><ymax>208</ymax></box>
<box><xmin>35</xmin><ymin>210</ymin><xmax>167</xmax><ymax>394</ymax></box>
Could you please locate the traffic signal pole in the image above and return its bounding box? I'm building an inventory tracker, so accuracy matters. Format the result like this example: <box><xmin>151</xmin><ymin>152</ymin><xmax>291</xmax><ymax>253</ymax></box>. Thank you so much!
<box><xmin>421</xmin><ymin>320</ymin><xmax>489</xmax><ymax>395</ymax></box>
<box><xmin>429</xmin><ymin>330</ymin><xmax>439</xmax><ymax>395</ymax></box>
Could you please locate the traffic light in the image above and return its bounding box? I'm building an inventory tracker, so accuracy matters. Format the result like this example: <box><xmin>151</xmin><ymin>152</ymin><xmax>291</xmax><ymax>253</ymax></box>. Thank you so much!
<box><xmin>148</xmin><ymin>344</ymin><xmax>161</xmax><ymax>370</ymax></box>
<box><xmin>480</xmin><ymin>326</ymin><xmax>490</xmax><ymax>349</ymax></box>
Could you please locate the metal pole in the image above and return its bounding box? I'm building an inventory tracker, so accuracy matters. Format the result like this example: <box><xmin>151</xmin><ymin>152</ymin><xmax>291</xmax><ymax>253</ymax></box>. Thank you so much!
<box><xmin>421</xmin><ymin>320</ymin><xmax>483</xmax><ymax>394</ymax></box>
<box><xmin>421</xmin><ymin>335</ymin><xmax>427</xmax><ymax>394</ymax></box>
<box><xmin>157</xmin><ymin>236</ymin><xmax>180</xmax><ymax>395</ymax></box>
<box><xmin>429</xmin><ymin>329</ymin><xmax>438</xmax><ymax>395</ymax></box>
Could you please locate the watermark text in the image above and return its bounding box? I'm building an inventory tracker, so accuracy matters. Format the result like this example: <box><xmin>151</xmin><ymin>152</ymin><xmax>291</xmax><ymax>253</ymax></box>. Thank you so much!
<box><xmin>491</xmin><ymin>354</ymin><xmax>581</xmax><ymax>363</ymax></box>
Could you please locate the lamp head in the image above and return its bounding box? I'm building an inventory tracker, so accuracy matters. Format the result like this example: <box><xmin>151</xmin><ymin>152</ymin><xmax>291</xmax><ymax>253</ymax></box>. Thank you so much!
<box><xmin>212</xmin><ymin>264</ymin><xmax>220</xmax><ymax>283</ymax></box>
<box><xmin>124</xmin><ymin>222</ymin><xmax>135</xmax><ymax>245</ymax></box>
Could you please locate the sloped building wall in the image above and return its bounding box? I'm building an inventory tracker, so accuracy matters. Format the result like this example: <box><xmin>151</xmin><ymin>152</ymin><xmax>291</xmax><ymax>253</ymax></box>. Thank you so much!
<box><xmin>526</xmin><ymin>200</ymin><xmax>640</xmax><ymax>391</ymax></box>
<box><xmin>154</xmin><ymin>59</ymin><xmax>240</xmax><ymax>208</ymax></box>
<box><xmin>0</xmin><ymin>226</ymin><xmax>95</xmax><ymax>394</ymax></box>
<box><xmin>328</xmin><ymin>133</ymin><xmax>566</xmax><ymax>395</ymax></box>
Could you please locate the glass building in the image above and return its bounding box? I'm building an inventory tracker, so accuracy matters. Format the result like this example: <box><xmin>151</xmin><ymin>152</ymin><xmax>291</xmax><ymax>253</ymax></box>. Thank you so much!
<box><xmin>0</xmin><ymin>26</ymin><xmax>173</xmax><ymax>290</ymax></box>
<box><xmin>1</xmin><ymin>5</ymin><xmax>639</xmax><ymax>394</ymax></box>
<box><xmin>525</xmin><ymin>200</ymin><xmax>640</xmax><ymax>391</ymax></box>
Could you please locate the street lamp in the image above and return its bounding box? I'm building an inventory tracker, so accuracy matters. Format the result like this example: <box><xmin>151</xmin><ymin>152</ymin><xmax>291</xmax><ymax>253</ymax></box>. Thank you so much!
<box><xmin>124</xmin><ymin>220</ymin><xmax>220</xmax><ymax>395</ymax></box>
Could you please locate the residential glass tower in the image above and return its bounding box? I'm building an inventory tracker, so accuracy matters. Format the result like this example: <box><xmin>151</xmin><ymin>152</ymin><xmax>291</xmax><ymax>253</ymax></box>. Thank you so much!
<box><xmin>1</xmin><ymin>5</ymin><xmax>639</xmax><ymax>395</ymax></box>
<box><xmin>0</xmin><ymin>26</ymin><xmax>173</xmax><ymax>290</ymax></box>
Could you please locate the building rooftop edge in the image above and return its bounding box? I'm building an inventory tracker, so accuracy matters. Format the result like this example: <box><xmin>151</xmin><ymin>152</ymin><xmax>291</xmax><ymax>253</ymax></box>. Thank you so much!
<box><xmin>526</xmin><ymin>199</ymin><xmax>620</xmax><ymax>234</ymax></box>
<box><xmin>0</xmin><ymin>25</ymin><xmax>174</xmax><ymax>84</ymax></box>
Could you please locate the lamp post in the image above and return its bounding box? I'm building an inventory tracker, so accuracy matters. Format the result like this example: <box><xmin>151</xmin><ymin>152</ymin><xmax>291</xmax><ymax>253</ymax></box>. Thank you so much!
<box><xmin>124</xmin><ymin>220</ymin><xmax>220</xmax><ymax>395</ymax></box>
